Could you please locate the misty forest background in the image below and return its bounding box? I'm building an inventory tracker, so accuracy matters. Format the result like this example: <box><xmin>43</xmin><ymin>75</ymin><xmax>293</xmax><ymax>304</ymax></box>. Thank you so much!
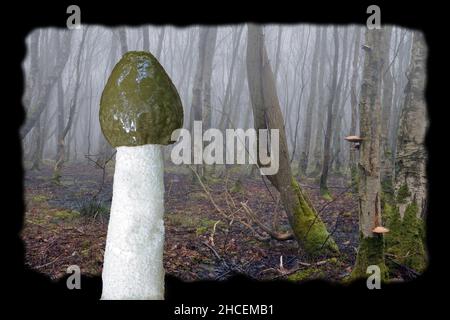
<box><xmin>21</xmin><ymin>25</ymin><xmax>427</xmax><ymax>283</ymax></box>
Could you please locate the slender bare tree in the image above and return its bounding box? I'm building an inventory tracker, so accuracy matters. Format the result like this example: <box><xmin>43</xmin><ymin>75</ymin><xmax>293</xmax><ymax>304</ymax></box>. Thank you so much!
<box><xmin>319</xmin><ymin>27</ymin><xmax>339</xmax><ymax>199</ymax></box>
<box><xmin>349</xmin><ymin>27</ymin><xmax>362</xmax><ymax>188</ymax></box>
<box><xmin>53</xmin><ymin>29</ymin><xmax>88</xmax><ymax>181</ymax></box>
<box><xmin>246</xmin><ymin>24</ymin><xmax>338</xmax><ymax>255</ymax></box>
<box><xmin>298</xmin><ymin>28</ymin><xmax>321</xmax><ymax>175</ymax></box>
<box><xmin>21</xmin><ymin>31</ymin><xmax>72</xmax><ymax>139</ymax></box>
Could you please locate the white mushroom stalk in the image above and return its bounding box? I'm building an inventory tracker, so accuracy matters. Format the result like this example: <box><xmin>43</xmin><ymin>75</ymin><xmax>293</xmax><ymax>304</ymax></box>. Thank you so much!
<box><xmin>99</xmin><ymin>51</ymin><xmax>183</xmax><ymax>300</ymax></box>
<box><xmin>101</xmin><ymin>144</ymin><xmax>164</xmax><ymax>300</ymax></box>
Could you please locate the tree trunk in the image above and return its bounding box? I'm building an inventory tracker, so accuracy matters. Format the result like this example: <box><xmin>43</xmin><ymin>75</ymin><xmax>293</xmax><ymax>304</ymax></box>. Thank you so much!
<box><xmin>218</xmin><ymin>26</ymin><xmax>244</xmax><ymax>130</ymax></box>
<box><xmin>142</xmin><ymin>27</ymin><xmax>150</xmax><ymax>51</ymax></box>
<box><xmin>311</xmin><ymin>27</ymin><xmax>328</xmax><ymax>176</ymax></box>
<box><xmin>380</xmin><ymin>27</ymin><xmax>395</xmax><ymax>187</ymax></box>
<box><xmin>349</xmin><ymin>27</ymin><xmax>362</xmax><ymax>189</ymax></box>
<box><xmin>53</xmin><ymin>76</ymin><xmax>65</xmax><ymax>180</ymax></box>
<box><xmin>23</xmin><ymin>30</ymin><xmax>40</xmax><ymax>110</ymax></box>
<box><xmin>319</xmin><ymin>27</ymin><xmax>339</xmax><ymax>199</ymax></box>
<box><xmin>53</xmin><ymin>29</ymin><xmax>88</xmax><ymax>181</ymax></box>
<box><xmin>201</xmin><ymin>28</ymin><xmax>217</xmax><ymax>131</ymax></box>
<box><xmin>118</xmin><ymin>28</ymin><xmax>128</xmax><ymax>55</ymax></box>
<box><xmin>273</xmin><ymin>26</ymin><xmax>283</xmax><ymax>81</ymax></box>
<box><xmin>246</xmin><ymin>24</ymin><xmax>338</xmax><ymax>255</ymax></box>
<box><xmin>298</xmin><ymin>28</ymin><xmax>320</xmax><ymax>175</ymax></box>
<box><xmin>30</xmin><ymin>114</ymin><xmax>43</xmax><ymax>170</ymax></box>
<box><xmin>351</xmin><ymin>28</ymin><xmax>387</xmax><ymax>279</ymax></box>
<box><xmin>190</xmin><ymin>27</ymin><xmax>207</xmax><ymax>127</ymax></box>
<box><xmin>331</xmin><ymin>28</ymin><xmax>350</xmax><ymax>175</ymax></box>
<box><xmin>21</xmin><ymin>31</ymin><xmax>72</xmax><ymax>139</ymax></box>
<box><xmin>156</xmin><ymin>28</ymin><xmax>165</xmax><ymax>60</ymax></box>
<box><xmin>229</xmin><ymin>55</ymin><xmax>247</xmax><ymax>128</ymax></box>
<box><xmin>385</xmin><ymin>31</ymin><xmax>427</xmax><ymax>273</ymax></box>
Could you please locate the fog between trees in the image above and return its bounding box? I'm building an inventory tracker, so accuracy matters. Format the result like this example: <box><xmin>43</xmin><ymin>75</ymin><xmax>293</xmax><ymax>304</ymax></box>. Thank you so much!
<box><xmin>22</xmin><ymin>25</ymin><xmax>414</xmax><ymax>174</ymax></box>
<box><xmin>21</xmin><ymin>24</ymin><xmax>427</xmax><ymax>279</ymax></box>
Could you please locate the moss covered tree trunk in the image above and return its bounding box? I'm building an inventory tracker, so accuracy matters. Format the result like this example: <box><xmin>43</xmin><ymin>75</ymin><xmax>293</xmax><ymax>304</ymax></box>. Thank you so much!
<box><xmin>351</xmin><ymin>28</ymin><xmax>387</xmax><ymax>279</ymax></box>
<box><xmin>246</xmin><ymin>24</ymin><xmax>338</xmax><ymax>256</ymax></box>
<box><xmin>385</xmin><ymin>31</ymin><xmax>427</xmax><ymax>272</ymax></box>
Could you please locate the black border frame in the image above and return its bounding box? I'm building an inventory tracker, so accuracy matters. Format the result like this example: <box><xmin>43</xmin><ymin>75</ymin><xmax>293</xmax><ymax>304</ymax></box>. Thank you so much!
<box><xmin>5</xmin><ymin>1</ymin><xmax>444</xmax><ymax>317</ymax></box>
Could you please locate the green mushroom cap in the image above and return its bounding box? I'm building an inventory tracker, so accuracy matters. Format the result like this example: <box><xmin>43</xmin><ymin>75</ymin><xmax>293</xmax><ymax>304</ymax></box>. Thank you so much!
<box><xmin>99</xmin><ymin>51</ymin><xmax>183</xmax><ymax>147</ymax></box>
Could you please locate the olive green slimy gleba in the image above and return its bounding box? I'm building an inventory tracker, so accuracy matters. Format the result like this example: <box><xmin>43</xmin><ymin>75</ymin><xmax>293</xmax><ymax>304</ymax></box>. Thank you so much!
<box><xmin>100</xmin><ymin>51</ymin><xmax>183</xmax><ymax>300</ymax></box>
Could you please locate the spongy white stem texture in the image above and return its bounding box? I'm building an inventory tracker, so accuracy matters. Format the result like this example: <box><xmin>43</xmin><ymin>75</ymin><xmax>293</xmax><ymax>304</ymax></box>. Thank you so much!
<box><xmin>101</xmin><ymin>144</ymin><xmax>165</xmax><ymax>300</ymax></box>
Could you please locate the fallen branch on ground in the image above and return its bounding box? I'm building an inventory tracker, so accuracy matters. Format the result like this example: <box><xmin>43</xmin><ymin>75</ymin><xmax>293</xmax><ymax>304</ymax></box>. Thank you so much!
<box><xmin>241</xmin><ymin>202</ymin><xmax>294</xmax><ymax>241</ymax></box>
<box><xmin>271</xmin><ymin>259</ymin><xmax>330</xmax><ymax>280</ymax></box>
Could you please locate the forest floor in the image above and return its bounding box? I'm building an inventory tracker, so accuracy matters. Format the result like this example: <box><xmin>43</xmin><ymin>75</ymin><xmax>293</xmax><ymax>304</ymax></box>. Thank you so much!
<box><xmin>22</xmin><ymin>161</ymin><xmax>360</xmax><ymax>283</ymax></box>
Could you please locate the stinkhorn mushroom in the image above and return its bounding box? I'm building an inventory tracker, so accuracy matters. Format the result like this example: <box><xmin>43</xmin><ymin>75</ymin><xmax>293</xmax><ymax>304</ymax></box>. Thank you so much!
<box><xmin>99</xmin><ymin>51</ymin><xmax>183</xmax><ymax>300</ymax></box>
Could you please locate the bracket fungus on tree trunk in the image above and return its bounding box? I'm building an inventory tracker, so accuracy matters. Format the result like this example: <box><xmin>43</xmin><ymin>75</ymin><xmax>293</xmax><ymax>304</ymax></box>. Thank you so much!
<box><xmin>99</xmin><ymin>51</ymin><xmax>183</xmax><ymax>300</ymax></box>
<box><xmin>372</xmin><ymin>226</ymin><xmax>389</xmax><ymax>234</ymax></box>
<box><xmin>345</xmin><ymin>135</ymin><xmax>363</xmax><ymax>150</ymax></box>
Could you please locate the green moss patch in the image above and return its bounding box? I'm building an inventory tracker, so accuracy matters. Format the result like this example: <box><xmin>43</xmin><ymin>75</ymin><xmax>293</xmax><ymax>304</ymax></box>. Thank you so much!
<box><xmin>291</xmin><ymin>178</ymin><xmax>339</xmax><ymax>256</ymax></box>
<box><xmin>51</xmin><ymin>209</ymin><xmax>80</xmax><ymax>221</ymax></box>
<box><xmin>32</xmin><ymin>194</ymin><xmax>49</xmax><ymax>202</ymax></box>
<box><xmin>396</xmin><ymin>183</ymin><xmax>411</xmax><ymax>204</ymax></box>
<box><xmin>287</xmin><ymin>267</ymin><xmax>325</xmax><ymax>282</ymax></box>
<box><xmin>230</xmin><ymin>179</ymin><xmax>243</xmax><ymax>193</ymax></box>
<box><xmin>188</xmin><ymin>191</ymin><xmax>209</xmax><ymax>201</ymax></box>
<box><xmin>166</xmin><ymin>212</ymin><xmax>219</xmax><ymax>236</ymax></box>
<box><xmin>350</xmin><ymin>234</ymin><xmax>388</xmax><ymax>280</ymax></box>
<box><xmin>320</xmin><ymin>189</ymin><xmax>333</xmax><ymax>201</ymax></box>
<box><xmin>385</xmin><ymin>203</ymin><xmax>426</xmax><ymax>273</ymax></box>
